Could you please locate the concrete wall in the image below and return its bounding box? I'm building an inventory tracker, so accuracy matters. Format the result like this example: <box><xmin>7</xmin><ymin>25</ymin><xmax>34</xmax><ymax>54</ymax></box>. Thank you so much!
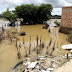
<box><xmin>61</xmin><ymin>6</ymin><xmax>72</xmax><ymax>28</ymax></box>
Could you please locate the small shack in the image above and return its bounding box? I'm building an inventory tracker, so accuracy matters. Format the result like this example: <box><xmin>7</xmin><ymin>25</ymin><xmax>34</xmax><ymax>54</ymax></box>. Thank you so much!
<box><xmin>43</xmin><ymin>20</ymin><xmax>57</xmax><ymax>29</ymax></box>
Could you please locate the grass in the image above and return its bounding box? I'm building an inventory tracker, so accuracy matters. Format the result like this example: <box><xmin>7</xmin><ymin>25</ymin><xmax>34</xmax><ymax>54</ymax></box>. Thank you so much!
<box><xmin>0</xmin><ymin>18</ymin><xmax>7</xmax><ymax>21</ymax></box>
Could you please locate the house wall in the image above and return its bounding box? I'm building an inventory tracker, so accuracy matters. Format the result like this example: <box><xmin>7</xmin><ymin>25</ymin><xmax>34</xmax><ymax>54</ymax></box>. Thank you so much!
<box><xmin>61</xmin><ymin>6</ymin><xmax>72</xmax><ymax>28</ymax></box>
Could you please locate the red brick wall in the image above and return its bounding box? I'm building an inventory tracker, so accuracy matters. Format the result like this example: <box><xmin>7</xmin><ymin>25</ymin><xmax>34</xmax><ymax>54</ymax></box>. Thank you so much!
<box><xmin>61</xmin><ymin>6</ymin><xmax>72</xmax><ymax>28</ymax></box>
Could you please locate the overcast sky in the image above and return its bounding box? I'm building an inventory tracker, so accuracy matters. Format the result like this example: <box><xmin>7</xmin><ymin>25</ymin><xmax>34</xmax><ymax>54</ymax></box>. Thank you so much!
<box><xmin>0</xmin><ymin>0</ymin><xmax>72</xmax><ymax>15</ymax></box>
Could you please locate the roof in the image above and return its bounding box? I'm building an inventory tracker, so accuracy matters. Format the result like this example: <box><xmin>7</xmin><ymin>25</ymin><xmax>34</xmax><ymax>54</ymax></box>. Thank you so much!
<box><xmin>27</xmin><ymin>62</ymin><xmax>37</xmax><ymax>68</ymax></box>
<box><xmin>62</xmin><ymin>44</ymin><xmax>72</xmax><ymax>50</ymax></box>
<box><xmin>62</xmin><ymin>6</ymin><xmax>72</xmax><ymax>8</ymax></box>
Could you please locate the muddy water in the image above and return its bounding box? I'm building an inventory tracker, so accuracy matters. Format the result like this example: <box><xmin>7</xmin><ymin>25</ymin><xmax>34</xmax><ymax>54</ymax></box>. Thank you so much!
<box><xmin>0</xmin><ymin>24</ymin><xmax>69</xmax><ymax>72</ymax></box>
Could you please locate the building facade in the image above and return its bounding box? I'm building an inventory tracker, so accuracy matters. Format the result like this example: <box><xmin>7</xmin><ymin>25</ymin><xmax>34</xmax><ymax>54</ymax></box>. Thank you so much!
<box><xmin>61</xmin><ymin>6</ymin><xmax>72</xmax><ymax>28</ymax></box>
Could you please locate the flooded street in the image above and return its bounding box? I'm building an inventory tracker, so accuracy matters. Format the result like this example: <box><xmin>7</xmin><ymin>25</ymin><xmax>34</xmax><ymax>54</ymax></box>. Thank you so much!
<box><xmin>0</xmin><ymin>24</ymin><xmax>69</xmax><ymax>72</ymax></box>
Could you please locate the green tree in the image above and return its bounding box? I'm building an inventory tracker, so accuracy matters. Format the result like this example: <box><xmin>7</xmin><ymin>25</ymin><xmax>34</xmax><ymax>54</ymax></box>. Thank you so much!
<box><xmin>37</xmin><ymin>4</ymin><xmax>53</xmax><ymax>23</ymax></box>
<box><xmin>15</xmin><ymin>4</ymin><xmax>37</xmax><ymax>24</ymax></box>
<box><xmin>3</xmin><ymin>8</ymin><xmax>18</xmax><ymax>25</ymax></box>
<box><xmin>15</xmin><ymin>4</ymin><xmax>53</xmax><ymax>24</ymax></box>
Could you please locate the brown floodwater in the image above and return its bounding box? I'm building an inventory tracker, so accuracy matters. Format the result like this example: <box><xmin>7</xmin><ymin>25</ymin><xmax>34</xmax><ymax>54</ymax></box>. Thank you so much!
<box><xmin>0</xmin><ymin>24</ymin><xmax>69</xmax><ymax>72</ymax></box>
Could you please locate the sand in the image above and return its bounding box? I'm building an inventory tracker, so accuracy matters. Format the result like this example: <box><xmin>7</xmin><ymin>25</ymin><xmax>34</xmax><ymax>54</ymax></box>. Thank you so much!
<box><xmin>54</xmin><ymin>59</ymin><xmax>72</xmax><ymax>72</ymax></box>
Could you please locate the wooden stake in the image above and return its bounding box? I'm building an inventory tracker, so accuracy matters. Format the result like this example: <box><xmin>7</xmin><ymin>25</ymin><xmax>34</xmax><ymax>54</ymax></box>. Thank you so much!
<box><xmin>29</xmin><ymin>36</ymin><xmax>31</xmax><ymax>54</ymax></box>
<box><xmin>19</xmin><ymin>43</ymin><xmax>21</xmax><ymax>48</ymax></box>
<box><xmin>24</xmin><ymin>46</ymin><xmax>27</xmax><ymax>57</ymax></box>
<box><xmin>49</xmin><ymin>38</ymin><xmax>52</xmax><ymax>46</ymax></box>
<box><xmin>40</xmin><ymin>36</ymin><xmax>42</xmax><ymax>50</ymax></box>
<box><xmin>46</xmin><ymin>46</ymin><xmax>48</xmax><ymax>54</ymax></box>
<box><xmin>36</xmin><ymin>35</ymin><xmax>39</xmax><ymax>58</ymax></box>
<box><xmin>23</xmin><ymin>37</ymin><xmax>24</xmax><ymax>44</ymax></box>
<box><xmin>50</xmin><ymin>42</ymin><xmax>55</xmax><ymax>55</ymax></box>
<box><xmin>16</xmin><ymin>39</ymin><xmax>17</xmax><ymax>47</ymax></box>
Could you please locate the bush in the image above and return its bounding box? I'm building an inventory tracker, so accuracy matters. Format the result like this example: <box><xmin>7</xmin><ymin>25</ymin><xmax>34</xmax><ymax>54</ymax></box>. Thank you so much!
<box><xmin>59</xmin><ymin>26</ymin><xmax>72</xmax><ymax>34</ymax></box>
<box><xmin>59</xmin><ymin>26</ymin><xmax>72</xmax><ymax>43</ymax></box>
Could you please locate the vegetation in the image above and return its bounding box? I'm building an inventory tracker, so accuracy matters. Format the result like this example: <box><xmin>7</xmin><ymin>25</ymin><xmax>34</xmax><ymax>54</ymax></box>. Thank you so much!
<box><xmin>67</xmin><ymin>31</ymin><xmax>72</xmax><ymax>43</ymax></box>
<box><xmin>15</xmin><ymin>4</ymin><xmax>53</xmax><ymax>25</ymax></box>
<box><xmin>2</xmin><ymin>8</ymin><xmax>18</xmax><ymax>26</ymax></box>
<box><xmin>43</xmin><ymin>21</ymin><xmax>49</xmax><ymax>29</ymax></box>
<box><xmin>2</xmin><ymin>4</ymin><xmax>53</xmax><ymax>25</ymax></box>
<box><xmin>59</xmin><ymin>27</ymin><xmax>72</xmax><ymax>43</ymax></box>
<box><xmin>59</xmin><ymin>27</ymin><xmax>72</xmax><ymax>34</ymax></box>
<box><xmin>54</xmin><ymin>20</ymin><xmax>60</xmax><ymax>26</ymax></box>
<box><xmin>0</xmin><ymin>14</ymin><xmax>4</xmax><ymax>18</ymax></box>
<box><xmin>51</xmin><ymin>15</ymin><xmax>61</xmax><ymax>19</ymax></box>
